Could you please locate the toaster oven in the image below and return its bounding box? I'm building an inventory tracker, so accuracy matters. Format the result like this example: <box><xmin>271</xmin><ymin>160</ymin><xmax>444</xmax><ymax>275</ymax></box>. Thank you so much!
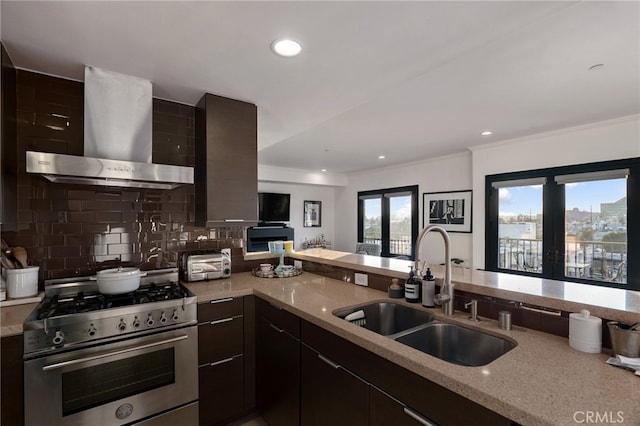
<box><xmin>182</xmin><ymin>249</ymin><xmax>231</xmax><ymax>282</ymax></box>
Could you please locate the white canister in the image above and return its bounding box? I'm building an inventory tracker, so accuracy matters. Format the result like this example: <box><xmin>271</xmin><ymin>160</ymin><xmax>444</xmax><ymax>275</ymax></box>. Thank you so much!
<box><xmin>569</xmin><ymin>309</ymin><xmax>602</xmax><ymax>353</ymax></box>
<box><xmin>4</xmin><ymin>266</ymin><xmax>39</xmax><ymax>298</ymax></box>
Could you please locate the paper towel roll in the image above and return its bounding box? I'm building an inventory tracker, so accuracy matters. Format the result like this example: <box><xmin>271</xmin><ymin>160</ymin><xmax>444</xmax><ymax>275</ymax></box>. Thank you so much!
<box><xmin>569</xmin><ymin>309</ymin><xmax>602</xmax><ymax>353</ymax></box>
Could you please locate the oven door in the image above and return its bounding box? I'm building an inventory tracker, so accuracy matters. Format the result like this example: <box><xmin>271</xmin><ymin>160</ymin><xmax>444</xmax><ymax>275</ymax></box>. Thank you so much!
<box><xmin>24</xmin><ymin>327</ymin><xmax>198</xmax><ymax>426</ymax></box>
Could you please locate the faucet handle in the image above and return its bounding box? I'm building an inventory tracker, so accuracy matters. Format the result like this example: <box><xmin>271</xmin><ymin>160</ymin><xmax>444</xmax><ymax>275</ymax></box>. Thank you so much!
<box><xmin>464</xmin><ymin>300</ymin><xmax>480</xmax><ymax>322</ymax></box>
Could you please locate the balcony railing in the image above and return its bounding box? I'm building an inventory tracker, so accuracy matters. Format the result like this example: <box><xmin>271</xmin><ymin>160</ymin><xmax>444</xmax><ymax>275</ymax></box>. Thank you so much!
<box><xmin>499</xmin><ymin>238</ymin><xmax>627</xmax><ymax>283</ymax></box>
<box><xmin>363</xmin><ymin>234</ymin><xmax>412</xmax><ymax>257</ymax></box>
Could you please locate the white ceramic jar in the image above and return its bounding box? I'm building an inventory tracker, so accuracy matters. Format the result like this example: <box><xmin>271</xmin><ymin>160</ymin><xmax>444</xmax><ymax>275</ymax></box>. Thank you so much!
<box><xmin>5</xmin><ymin>266</ymin><xmax>39</xmax><ymax>298</ymax></box>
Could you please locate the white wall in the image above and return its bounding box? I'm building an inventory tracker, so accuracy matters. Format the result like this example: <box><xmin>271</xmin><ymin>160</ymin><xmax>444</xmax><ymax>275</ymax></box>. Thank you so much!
<box><xmin>334</xmin><ymin>152</ymin><xmax>473</xmax><ymax>265</ymax></box>
<box><xmin>258</xmin><ymin>181</ymin><xmax>336</xmax><ymax>250</ymax></box>
<box><xmin>259</xmin><ymin>115</ymin><xmax>639</xmax><ymax>267</ymax></box>
<box><xmin>470</xmin><ymin>115</ymin><xmax>640</xmax><ymax>269</ymax></box>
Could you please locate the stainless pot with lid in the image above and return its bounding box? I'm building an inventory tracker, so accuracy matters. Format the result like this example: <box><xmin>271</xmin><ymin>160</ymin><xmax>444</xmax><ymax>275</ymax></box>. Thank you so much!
<box><xmin>91</xmin><ymin>266</ymin><xmax>147</xmax><ymax>294</ymax></box>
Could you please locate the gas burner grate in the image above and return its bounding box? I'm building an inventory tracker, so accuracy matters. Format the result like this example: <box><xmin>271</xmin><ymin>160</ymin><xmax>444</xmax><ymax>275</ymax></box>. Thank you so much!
<box><xmin>36</xmin><ymin>282</ymin><xmax>186</xmax><ymax>319</ymax></box>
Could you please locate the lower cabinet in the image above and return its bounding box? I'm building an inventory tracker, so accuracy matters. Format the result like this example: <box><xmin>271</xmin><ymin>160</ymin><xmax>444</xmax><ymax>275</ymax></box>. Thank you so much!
<box><xmin>300</xmin><ymin>344</ymin><xmax>368</xmax><ymax>426</ymax></box>
<box><xmin>254</xmin><ymin>298</ymin><xmax>514</xmax><ymax>426</ymax></box>
<box><xmin>198</xmin><ymin>296</ymin><xmax>254</xmax><ymax>426</ymax></box>
<box><xmin>300</xmin><ymin>319</ymin><xmax>512</xmax><ymax>426</ymax></box>
<box><xmin>256</xmin><ymin>298</ymin><xmax>300</xmax><ymax>426</ymax></box>
<box><xmin>199</xmin><ymin>356</ymin><xmax>244</xmax><ymax>426</ymax></box>
<box><xmin>369</xmin><ymin>386</ymin><xmax>426</xmax><ymax>426</ymax></box>
<box><xmin>1</xmin><ymin>334</ymin><xmax>24</xmax><ymax>426</ymax></box>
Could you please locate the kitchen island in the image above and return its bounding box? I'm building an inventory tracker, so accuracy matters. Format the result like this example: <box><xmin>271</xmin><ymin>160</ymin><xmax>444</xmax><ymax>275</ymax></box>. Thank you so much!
<box><xmin>2</xmin><ymin>267</ymin><xmax>638</xmax><ymax>425</ymax></box>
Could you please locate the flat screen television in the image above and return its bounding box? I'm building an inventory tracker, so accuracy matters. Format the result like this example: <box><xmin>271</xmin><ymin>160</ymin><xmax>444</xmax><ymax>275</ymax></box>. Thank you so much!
<box><xmin>258</xmin><ymin>192</ymin><xmax>290</xmax><ymax>223</ymax></box>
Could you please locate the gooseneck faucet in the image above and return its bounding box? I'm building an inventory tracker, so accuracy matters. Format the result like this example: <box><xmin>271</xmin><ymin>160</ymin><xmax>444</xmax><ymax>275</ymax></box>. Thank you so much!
<box><xmin>414</xmin><ymin>225</ymin><xmax>454</xmax><ymax>315</ymax></box>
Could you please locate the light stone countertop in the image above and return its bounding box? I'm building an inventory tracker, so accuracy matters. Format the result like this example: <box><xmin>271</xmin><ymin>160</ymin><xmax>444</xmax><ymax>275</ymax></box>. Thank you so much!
<box><xmin>190</xmin><ymin>272</ymin><xmax>638</xmax><ymax>426</ymax></box>
<box><xmin>2</xmin><ymin>270</ymin><xmax>638</xmax><ymax>425</ymax></box>
<box><xmin>290</xmin><ymin>248</ymin><xmax>640</xmax><ymax>324</ymax></box>
<box><xmin>0</xmin><ymin>302</ymin><xmax>39</xmax><ymax>337</ymax></box>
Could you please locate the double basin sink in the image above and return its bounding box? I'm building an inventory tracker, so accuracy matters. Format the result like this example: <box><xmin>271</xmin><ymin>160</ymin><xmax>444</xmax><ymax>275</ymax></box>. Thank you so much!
<box><xmin>333</xmin><ymin>302</ymin><xmax>516</xmax><ymax>367</ymax></box>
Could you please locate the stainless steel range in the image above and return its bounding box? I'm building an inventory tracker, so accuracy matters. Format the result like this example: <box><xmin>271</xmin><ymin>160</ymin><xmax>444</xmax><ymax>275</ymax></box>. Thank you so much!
<box><xmin>23</xmin><ymin>268</ymin><xmax>199</xmax><ymax>426</ymax></box>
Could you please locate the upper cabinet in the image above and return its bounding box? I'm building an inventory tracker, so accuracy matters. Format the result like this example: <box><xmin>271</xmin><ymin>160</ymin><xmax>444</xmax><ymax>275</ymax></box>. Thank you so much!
<box><xmin>195</xmin><ymin>93</ymin><xmax>258</xmax><ymax>226</ymax></box>
<box><xmin>1</xmin><ymin>43</ymin><xmax>17</xmax><ymax>229</ymax></box>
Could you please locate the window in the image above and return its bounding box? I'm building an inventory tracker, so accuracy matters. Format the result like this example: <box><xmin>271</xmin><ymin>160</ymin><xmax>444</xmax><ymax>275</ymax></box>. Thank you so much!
<box><xmin>486</xmin><ymin>158</ymin><xmax>639</xmax><ymax>290</ymax></box>
<box><xmin>358</xmin><ymin>185</ymin><xmax>418</xmax><ymax>259</ymax></box>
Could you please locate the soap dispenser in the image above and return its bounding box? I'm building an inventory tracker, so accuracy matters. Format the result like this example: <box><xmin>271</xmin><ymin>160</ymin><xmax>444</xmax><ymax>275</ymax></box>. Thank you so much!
<box><xmin>404</xmin><ymin>266</ymin><xmax>421</xmax><ymax>303</ymax></box>
<box><xmin>422</xmin><ymin>268</ymin><xmax>435</xmax><ymax>308</ymax></box>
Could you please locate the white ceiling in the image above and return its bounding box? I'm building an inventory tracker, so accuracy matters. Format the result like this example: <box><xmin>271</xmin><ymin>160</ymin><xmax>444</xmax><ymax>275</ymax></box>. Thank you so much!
<box><xmin>2</xmin><ymin>1</ymin><xmax>639</xmax><ymax>173</ymax></box>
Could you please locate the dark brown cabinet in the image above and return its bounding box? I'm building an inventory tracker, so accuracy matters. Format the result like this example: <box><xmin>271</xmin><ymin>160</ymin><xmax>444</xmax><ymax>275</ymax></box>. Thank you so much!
<box><xmin>252</xmin><ymin>297</ymin><xmax>514</xmax><ymax>426</ymax></box>
<box><xmin>1</xmin><ymin>334</ymin><xmax>24</xmax><ymax>426</ymax></box>
<box><xmin>256</xmin><ymin>298</ymin><xmax>300</xmax><ymax>426</ymax></box>
<box><xmin>195</xmin><ymin>93</ymin><xmax>258</xmax><ymax>226</ymax></box>
<box><xmin>1</xmin><ymin>42</ymin><xmax>17</xmax><ymax>228</ymax></box>
<box><xmin>301</xmin><ymin>344</ymin><xmax>368</xmax><ymax>426</ymax></box>
<box><xmin>369</xmin><ymin>387</ymin><xmax>424</xmax><ymax>426</ymax></box>
<box><xmin>300</xmin><ymin>319</ymin><xmax>511</xmax><ymax>426</ymax></box>
<box><xmin>197</xmin><ymin>297</ymin><xmax>248</xmax><ymax>426</ymax></box>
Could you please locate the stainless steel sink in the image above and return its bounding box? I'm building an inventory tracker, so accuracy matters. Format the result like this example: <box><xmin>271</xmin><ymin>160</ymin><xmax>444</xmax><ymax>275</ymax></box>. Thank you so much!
<box><xmin>333</xmin><ymin>302</ymin><xmax>435</xmax><ymax>336</ymax></box>
<box><xmin>335</xmin><ymin>301</ymin><xmax>516</xmax><ymax>366</ymax></box>
<box><xmin>394</xmin><ymin>323</ymin><xmax>516</xmax><ymax>366</ymax></box>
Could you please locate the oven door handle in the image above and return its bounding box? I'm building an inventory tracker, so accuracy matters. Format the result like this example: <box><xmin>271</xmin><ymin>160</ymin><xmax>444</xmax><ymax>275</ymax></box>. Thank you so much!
<box><xmin>42</xmin><ymin>334</ymin><xmax>189</xmax><ymax>371</ymax></box>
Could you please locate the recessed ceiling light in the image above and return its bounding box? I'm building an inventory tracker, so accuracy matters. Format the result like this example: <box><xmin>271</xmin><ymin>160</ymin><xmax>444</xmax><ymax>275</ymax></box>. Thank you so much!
<box><xmin>321</xmin><ymin>169</ymin><xmax>327</xmax><ymax>172</ymax></box>
<box><xmin>271</xmin><ymin>39</ymin><xmax>302</xmax><ymax>57</ymax></box>
<box><xmin>481</xmin><ymin>131</ymin><xmax>493</xmax><ymax>136</ymax></box>
<box><xmin>588</xmin><ymin>63</ymin><xmax>604</xmax><ymax>71</ymax></box>
<box><xmin>378</xmin><ymin>155</ymin><xmax>386</xmax><ymax>159</ymax></box>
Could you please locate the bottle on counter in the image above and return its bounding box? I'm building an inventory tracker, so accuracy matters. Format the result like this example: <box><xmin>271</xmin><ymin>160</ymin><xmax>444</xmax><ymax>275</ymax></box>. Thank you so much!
<box><xmin>422</xmin><ymin>268</ymin><xmax>435</xmax><ymax>308</ymax></box>
<box><xmin>404</xmin><ymin>266</ymin><xmax>421</xmax><ymax>303</ymax></box>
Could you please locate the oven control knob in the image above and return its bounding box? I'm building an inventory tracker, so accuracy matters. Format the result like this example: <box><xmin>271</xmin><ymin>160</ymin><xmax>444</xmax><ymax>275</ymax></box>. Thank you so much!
<box><xmin>132</xmin><ymin>317</ymin><xmax>141</xmax><ymax>328</ymax></box>
<box><xmin>52</xmin><ymin>330</ymin><xmax>65</xmax><ymax>345</ymax></box>
<box><xmin>159</xmin><ymin>312</ymin><xmax>168</xmax><ymax>324</ymax></box>
<box><xmin>172</xmin><ymin>310</ymin><xmax>179</xmax><ymax>321</ymax></box>
<box><xmin>118</xmin><ymin>319</ymin><xmax>127</xmax><ymax>332</ymax></box>
<box><xmin>146</xmin><ymin>315</ymin><xmax>155</xmax><ymax>326</ymax></box>
<box><xmin>88</xmin><ymin>324</ymin><xmax>97</xmax><ymax>337</ymax></box>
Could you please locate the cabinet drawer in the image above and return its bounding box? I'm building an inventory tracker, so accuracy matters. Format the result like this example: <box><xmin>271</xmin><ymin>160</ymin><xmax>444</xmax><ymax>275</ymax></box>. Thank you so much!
<box><xmin>198</xmin><ymin>297</ymin><xmax>243</xmax><ymax>322</ymax></box>
<box><xmin>199</xmin><ymin>316</ymin><xmax>243</xmax><ymax>363</ymax></box>
<box><xmin>199</xmin><ymin>355</ymin><xmax>244</xmax><ymax>426</ymax></box>
<box><xmin>370</xmin><ymin>386</ymin><xmax>428</xmax><ymax>426</ymax></box>
<box><xmin>256</xmin><ymin>297</ymin><xmax>300</xmax><ymax>338</ymax></box>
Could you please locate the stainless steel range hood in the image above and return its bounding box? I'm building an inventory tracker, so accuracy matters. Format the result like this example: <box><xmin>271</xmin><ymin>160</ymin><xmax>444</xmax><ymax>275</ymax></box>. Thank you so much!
<box><xmin>26</xmin><ymin>66</ymin><xmax>193</xmax><ymax>189</ymax></box>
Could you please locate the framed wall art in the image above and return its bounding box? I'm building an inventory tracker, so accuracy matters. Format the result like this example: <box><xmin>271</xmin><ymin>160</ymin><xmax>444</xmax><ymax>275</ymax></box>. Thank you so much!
<box><xmin>304</xmin><ymin>200</ymin><xmax>322</xmax><ymax>227</ymax></box>
<box><xmin>422</xmin><ymin>190</ymin><xmax>472</xmax><ymax>233</ymax></box>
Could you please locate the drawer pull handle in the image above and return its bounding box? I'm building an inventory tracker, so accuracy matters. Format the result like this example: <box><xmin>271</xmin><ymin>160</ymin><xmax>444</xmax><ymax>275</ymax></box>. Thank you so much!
<box><xmin>403</xmin><ymin>407</ymin><xmax>437</xmax><ymax>426</ymax></box>
<box><xmin>210</xmin><ymin>317</ymin><xmax>234</xmax><ymax>325</ymax></box>
<box><xmin>318</xmin><ymin>353</ymin><xmax>341</xmax><ymax>370</ymax></box>
<box><xmin>210</xmin><ymin>298</ymin><xmax>234</xmax><ymax>304</ymax></box>
<box><xmin>269</xmin><ymin>323</ymin><xmax>284</xmax><ymax>333</ymax></box>
<box><xmin>210</xmin><ymin>357</ymin><xmax>234</xmax><ymax>367</ymax></box>
<box><xmin>519</xmin><ymin>303</ymin><xmax>561</xmax><ymax>316</ymax></box>
<box><xmin>43</xmin><ymin>335</ymin><xmax>189</xmax><ymax>371</ymax></box>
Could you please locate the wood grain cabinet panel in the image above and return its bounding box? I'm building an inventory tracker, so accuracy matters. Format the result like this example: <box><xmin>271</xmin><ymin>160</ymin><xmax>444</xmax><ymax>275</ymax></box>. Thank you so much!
<box><xmin>300</xmin><ymin>343</ymin><xmax>368</xmax><ymax>426</ymax></box>
<box><xmin>300</xmin><ymin>319</ymin><xmax>512</xmax><ymax>426</ymax></box>
<box><xmin>195</xmin><ymin>93</ymin><xmax>258</xmax><ymax>226</ymax></box>
<box><xmin>256</xmin><ymin>298</ymin><xmax>301</xmax><ymax>426</ymax></box>
<box><xmin>197</xmin><ymin>297</ymin><xmax>246</xmax><ymax>426</ymax></box>
<box><xmin>369</xmin><ymin>386</ymin><xmax>425</xmax><ymax>426</ymax></box>
<box><xmin>1</xmin><ymin>335</ymin><xmax>24</xmax><ymax>426</ymax></box>
<box><xmin>199</xmin><ymin>355</ymin><xmax>244</xmax><ymax>426</ymax></box>
<box><xmin>198</xmin><ymin>297</ymin><xmax>243</xmax><ymax>322</ymax></box>
<box><xmin>198</xmin><ymin>316</ymin><xmax>243</xmax><ymax>363</ymax></box>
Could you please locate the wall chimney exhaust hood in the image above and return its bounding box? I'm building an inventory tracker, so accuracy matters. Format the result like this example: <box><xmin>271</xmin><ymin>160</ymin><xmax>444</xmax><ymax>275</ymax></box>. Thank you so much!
<box><xmin>26</xmin><ymin>66</ymin><xmax>193</xmax><ymax>190</ymax></box>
